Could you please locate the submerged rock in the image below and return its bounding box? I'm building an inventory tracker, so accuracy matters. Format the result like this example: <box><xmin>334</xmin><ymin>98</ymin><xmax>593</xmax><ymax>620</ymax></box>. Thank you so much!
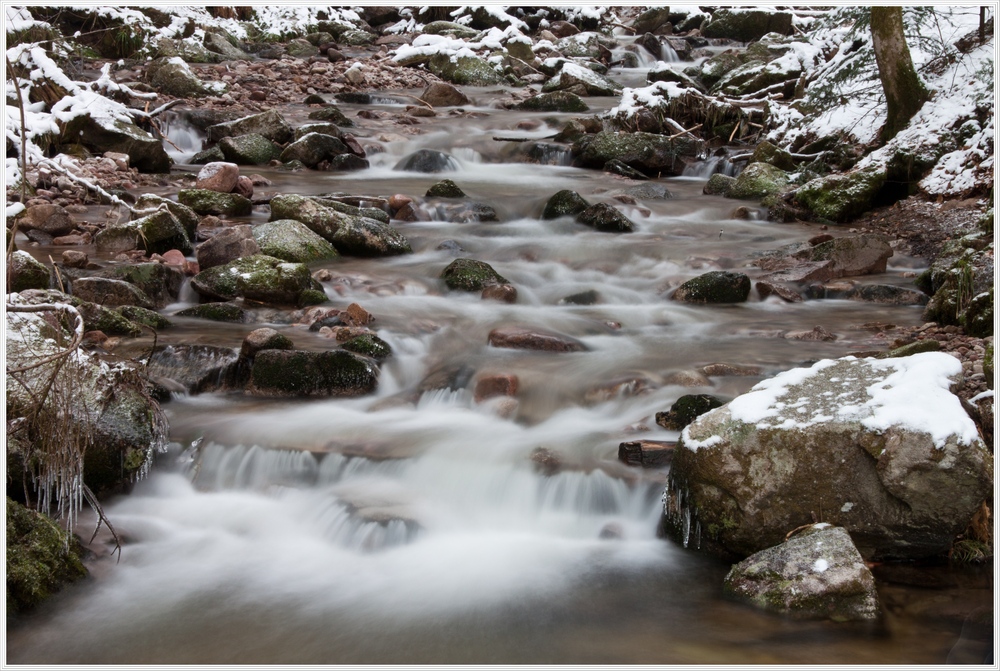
<box><xmin>576</xmin><ymin>203</ymin><xmax>636</xmax><ymax>233</ymax></box>
<box><xmin>723</xmin><ymin>524</ymin><xmax>880</xmax><ymax>622</ymax></box>
<box><xmin>663</xmin><ymin>353</ymin><xmax>993</xmax><ymax>561</ymax></box>
<box><xmin>394</xmin><ymin>149</ymin><xmax>458</xmax><ymax>173</ymax></box>
<box><xmin>514</xmin><ymin>91</ymin><xmax>589</xmax><ymax>113</ymax></box>
<box><xmin>488</xmin><ymin>326</ymin><xmax>588</xmax><ymax>352</ymax></box>
<box><xmin>542</xmin><ymin>190</ymin><xmax>590</xmax><ymax>219</ymax></box>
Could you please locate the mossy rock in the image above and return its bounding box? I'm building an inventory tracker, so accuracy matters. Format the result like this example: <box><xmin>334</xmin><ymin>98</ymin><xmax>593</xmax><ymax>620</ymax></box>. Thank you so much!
<box><xmin>429</xmin><ymin>54</ymin><xmax>504</xmax><ymax>86</ymax></box>
<box><xmin>8</xmin><ymin>251</ymin><xmax>51</xmax><ymax>292</ymax></box>
<box><xmin>252</xmin><ymin>219</ymin><xmax>339</xmax><ymax>262</ymax></box>
<box><xmin>6</xmin><ymin>498</ymin><xmax>87</xmax><ymax>614</ymax></box>
<box><xmin>206</xmin><ymin>109</ymin><xmax>293</xmax><ymax>144</ymax></box>
<box><xmin>514</xmin><ymin>91</ymin><xmax>589</xmax><ymax>113</ymax></box>
<box><xmin>729</xmin><ymin>163</ymin><xmax>789</xmax><ymax>200</ymax></box>
<box><xmin>426</xmin><ymin>179</ymin><xmax>466</xmax><ymax>198</ymax></box>
<box><xmin>278</xmin><ymin>133</ymin><xmax>349</xmax><ymax>168</ymax></box>
<box><xmin>248</xmin><ymin>349</ymin><xmax>379</xmax><ymax>397</ymax></box>
<box><xmin>133</xmin><ymin>194</ymin><xmax>200</xmax><ymax>240</ymax></box>
<box><xmin>306</xmin><ymin>106</ymin><xmax>355</xmax><ymax>126</ymax></box>
<box><xmin>878</xmin><ymin>339</ymin><xmax>940</xmax><ymax>359</ymax></box>
<box><xmin>542</xmin><ymin>190</ymin><xmax>590</xmax><ymax>219</ymax></box>
<box><xmin>177</xmin><ymin>189</ymin><xmax>252</xmax><ymax>217</ymax></box>
<box><xmin>329</xmin><ymin>217</ymin><xmax>412</xmax><ymax>257</ymax></box>
<box><xmin>704</xmin><ymin>173</ymin><xmax>736</xmax><ymax>197</ymax></box>
<box><xmin>656</xmin><ymin>394</ymin><xmax>726</xmax><ymax>430</ymax></box>
<box><xmin>269</xmin><ymin>194</ymin><xmax>346</xmax><ymax>240</ymax></box>
<box><xmin>218</xmin><ymin>133</ymin><xmax>283</xmax><ymax>166</ymax></box>
<box><xmin>441</xmin><ymin>258</ymin><xmax>509</xmax><ymax>291</ymax></box>
<box><xmin>575</xmin><ymin>131</ymin><xmax>696</xmax><ymax>176</ymax></box>
<box><xmin>576</xmin><ymin>203</ymin><xmax>636</xmax><ymax>233</ymax></box>
<box><xmin>341</xmin><ymin>333</ymin><xmax>393</xmax><ymax>361</ymax></box>
<box><xmin>962</xmin><ymin>288</ymin><xmax>994</xmax><ymax>338</ymax></box>
<box><xmin>117</xmin><ymin>305</ymin><xmax>172</xmax><ymax>329</ymax></box>
<box><xmin>176</xmin><ymin>302</ymin><xmax>249</xmax><ymax>323</ymax></box>
<box><xmin>422</xmin><ymin>21</ymin><xmax>480</xmax><ymax>38</ymax></box>
<box><xmin>672</xmin><ymin>271</ymin><xmax>751</xmax><ymax>304</ymax></box>
<box><xmin>191</xmin><ymin>146</ymin><xmax>226</xmax><ymax>164</ymax></box>
<box><xmin>94</xmin><ymin>210</ymin><xmax>192</xmax><ymax>255</ymax></box>
<box><xmin>297</xmin><ymin>289</ymin><xmax>329</xmax><ymax>307</ymax></box>
<box><xmin>751</xmin><ymin>141</ymin><xmax>796</xmax><ymax>172</ymax></box>
<box><xmin>796</xmin><ymin>168</ymin><xmax>886</xmax><ymax>223</ymax></box>
<box><xmin>701</xmin><ymin>9</ymin><xmax>793</xmax><ymax>42</ymax></box>
<box><xmin>190</xmin><ymin>254</ymin><xmax>323</xmax><ymax>306</ymax></box>
<box><xmin>95</xmin><ymin>262</ymin><xmax>184</xmax><ymax>308</ymax></box>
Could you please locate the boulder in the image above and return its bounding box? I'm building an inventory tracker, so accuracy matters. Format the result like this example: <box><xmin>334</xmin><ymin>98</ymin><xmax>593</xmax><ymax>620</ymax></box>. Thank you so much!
<box><xmin>268</xmin><ymin>194</ymin><xmax>346</xmax><ymax>240</ymax></box>
<box><xmin>394</xmin><ymin>149</ymin><xmax>458</xmax><ymax>172</ymax></box>
<box><xmin>286</xmin><ymin>38</ymin><xmax>319</xmax><ymax>58</ymax></box>
<box><xmin>57</xmin><ymin>114</ymin><xmax>170</xmax><ymax>174</ymax></box>
<box><xmin>306</xmin><ymin>106</ymin><xmax>354</xmax><ymax>126</ymax></box>
<box><xmin>330</xmin><ymin>218</ymin><xmax>412</xmax><ymax>257</ymax></box>
<box><xmin>195</xmin><ymin>161</ymin><xmax>240</xmax><ymax>193</ymax></box>
<box><xmin>248</xmin><ymin>349</ymin><xmax>378</xmax><ymax>397</ymax></box>
<box><xmin>663</xmin><ymin>353</ymin><xmax>993</xmax><ymax>560</ymax></box>
<box><xmin>701</xmin><ymin>9</ymin><xmax>794</xmax><ymax>42</ymax></box>
<box><xmin>488</xmin><ymin>326</ymin><xmax>588</xmax><ymax>352</ymax></box>
<box><xmin>71</xmin><ymin>277</ymin><xmax>154</xmax><ymax>309</ymax></box>
<box><xmin>6</xmin><ymin>295</ymin><xmax>167</xmax><ymax>497</ymax></box>
<box><xmin>542</xmin><ymin>190</ymin><xmax>590</xmax><ymax>219</ymax></box>
<box><xmin>206</xmin><ymin>109</ymin><xmax>293</xmax><ymax>144</ymax></box>
<box><xmin>340</xmin><ymin>334</ymin><xmax>393</xmax><ymax>362</ymax></box>
<box><xmin>633</xmin><ymin>7</ymin><xmax>673</xmax><ymax>34</ymax></box>
<box><xmin>329</xmin><ymin>154</ymin><xmax>369</xmax><ymax>171</ymax></box>
<box><xmin>421</xmin><ymin>21</ymin><xmax>480</xmax><ymax>38</ymax></box>
<box><xmin>195</xmin><ymin>225</ymin><xmax>260</xmax><ymax>270</ymax></box>
<box><xmin>728</xmin><ymin>163</ymin><xmax>789</xmax><ymax>200</ymax></box>
<box><xmin>575</xmin><ymin>131</ymin><xmax>696</xmax><ymax>176</ymax></box>
<box><xmin>203</xmin><ymin>30</ymin><xmax>250</xmax><ymax>60</ymax></box>
<box><xmin>576</xmin><ymin>203</ymin><xmax>636</xmax><ymax>233</ymax></box>
<box><xmin>146</xmin><ymin>57</ymin><xmax>213</xmax><ymax>97</ymax></box>
<box><xmin>252</xmin><ymin>220</ymin><xmax>339</xmax><ymax>262</ymax></box>
<box><xmin>8</xmin><ymin>251</ymin><xmax>50</xmax><ymax>292</ymax></box>
<box><xmin>420</xmin><ymin>82</ymin><xmax>470</xmax><ymax>107</ymax></box>
<box><xmin>94</xmin><ymin>210</ymin><xmax>191</xmax><ymax>255</ymax></box>
<box><xmin>6</xmin><ymin>497</ymin><xmax>87</xmax><ymax>613</ymax></box>
<box><xmin>808</xmin><ymin>234</ymin><xmax>893</xmax><ymax>277</ymax></box>
<box><xmin>117</xmin><ymin>305</ymin><xmax>171</xmax><ymax>330</ymax></box>
<box><xmin>177</xmin><ymin>189</ymin><xmax>252</xmax><ymax>217</ymax></box>
<box><xmin>190</xmin><ymin>254</ymin><xmax>326</xmax><ymax>306</ymax></box>
<box><xmin>514</xmin><ymin>91</ymin><xmax>589</xmax><ymax>113</ymax></box>
<box><xmin>146</xmin><ymin>344</ymin><xmax>240</xmax><ymax>393</ymax></box>
<box><xmin>279</xmin><ymin>133</ymin><xmax>349</xmax><ymax>168</ymax></box>
<box><xmin>542</xmin><ymin>62</ymin><xmax>622</xmax><ymax>96</ymax></box>
<box><xmin>704</xmin><ymin>173</ymin><xmax>735</xmax><ymax>197</ymax></box>
<box><xmin>425</xmin><ymin>179</ymin><xmax>466</xmax><ymax>198</ymax></box>
<box><xmin>240</xmin><ymin>327</ymin><xmax>294</xmax><ymax>360</ymax></box>
<box><xmin>672</xmin><ymin>271</ymin><xmax>751</xmax><ymax>304</ymax></box>
<box><xmin>16</xmin><ymin>204</ymin><xmax>75</xmax><ymax>236</ymax></box>
<box><xmin>440</xmin><ymin>258</ymin><xmax>509</xmax><ymax>291</ymax></box>
<box><xmin>796</xmin><ymin>168</ymin><xmax>886</xmax><ymax>223</ymax></box>
<box><xmin>428</xmin><ymin>54</ymin><xmax>503</xmax><ymax>86</ymax></box>
<box><xmin>294</xmin><ymin>123</ymin><xmax>344</xmax><ymax>141</ymax></box>
<box><xmin>94</xmin><ymin>263</ymin><xmax>183</xmax><ymax>309</ymax></box>
<box><xmin>218</xmin><ymin>133</ymin><xmax>282</xmax><ymax>165</ymax></box>
<box><xmin>723</xmin><ymin>525</ymin><xmax>880</xmax><ymax>621</ymax></box>
<box><xmin>133</xmin><ymin>194</ymin><xmax>199</xmax><ymax>240</ymax></box>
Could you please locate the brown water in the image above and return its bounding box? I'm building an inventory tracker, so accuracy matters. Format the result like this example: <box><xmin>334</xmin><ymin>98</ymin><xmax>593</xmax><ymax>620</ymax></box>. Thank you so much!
<box><xmin>7</xmin><ymin>51</ymin><xmax>992</xmax><ymax>665</ymax></box>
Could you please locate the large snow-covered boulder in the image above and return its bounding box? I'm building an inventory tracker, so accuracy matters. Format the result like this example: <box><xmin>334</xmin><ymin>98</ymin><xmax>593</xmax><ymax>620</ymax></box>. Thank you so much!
<box><xmin>663</xmin><ymin>353</ymin><xmax>993</xmax><ymax>561</ymax></box>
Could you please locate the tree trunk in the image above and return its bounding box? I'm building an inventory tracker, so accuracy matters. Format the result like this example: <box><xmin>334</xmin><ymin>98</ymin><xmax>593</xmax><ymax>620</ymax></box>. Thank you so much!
<box><xmin>870</xmin><ymin>7</ymin><xmax>929</xmax><ymax>142</ymax></box>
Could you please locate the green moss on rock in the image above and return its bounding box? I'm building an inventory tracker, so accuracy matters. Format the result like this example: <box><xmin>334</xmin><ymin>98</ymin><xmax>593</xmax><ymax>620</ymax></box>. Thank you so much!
<box><xmin>177</xmin><ymin>188</ymin><xmax>252</xmax><ymax>216</ymax></box>
<box><xmin>176</xmin><ymin>302</ymin><xmax>249</xmax><ymax>322</ymax></box>
<box><xmin>8</xmin><ymin>251</ymin><xmax>51</xmax><ymax>292</ymax></box>
<box><xmin>514</xmin><ymin>91</ymin><xmax>589</xmax><ymax>113</ymax></box>
<box><xmin>190</xmin><ymin>254</ymin><xmax>321</xmax><ymax>306</ymax></box>
<box><xmin>116</xmin><ymin>305</ymin><xmax>172</xmax><ymax>330</ymax></box>
<box><xmin>441</xmin><ymin>258</ymin><xmax>509</xmax><ymax>291</ymax></box>
<box><xmin>341</xmin><ymin>333</ymin><xmax>393</xmax><ymax>361</ymax></box>
<box><xmin>672</xmin><ymin>271</ymin><xmax>751</xmax><ymax>304</ymax></box>
<box><xmin>729</xmin><ymin>162</ymin><xmax>789</xmax><ymax>200</ymax></box>
<box><xmin>542</xmin><ymin>190</ymin><xmax>590</xmax><ymax>219</ymax></box>
<box><xmin>248</xmin><ymin>349</ymin><xmax>378</xmax><ymax>397</ymax></box>
<box><xmin>796</xmin><ymin>168</ymin><xmax>886</xmax><ymax>223</ymax></box>
<box><xmin>252</xmin><ymin>219</ymin><xmax>339</xmax><ymax>262</ymax></box>
<box><xmin>426</xmin><ymin>179</ymin><xmax>466</xmax><ymax>198</ymax></box>
<box><xmin>704</xmin><ymin>173</ymin><xmax>735</xmax><ymax>197</ymax></box>
<box><xmin>6</xmin><ymin>498</ymin><xmax>87</xmax><ymax>614</ymax></box>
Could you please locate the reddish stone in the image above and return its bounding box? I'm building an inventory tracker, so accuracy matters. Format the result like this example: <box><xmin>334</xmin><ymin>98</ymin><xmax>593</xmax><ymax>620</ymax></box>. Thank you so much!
<box><xmin>195</xmin><ymin>161</ymin><xmax>240</xmax><ymax>193</ymax></box>
<box><xmin>158</xmin><ymin>249</ymin><xmax>187</xmax><ymax>267</ymax></box>
<box><xmin>394</xmin><ymin>203</ymin><xmax>418</xmax><ymax>222</ymax></box>
<box><xmin>481</xmin><ymin>284</ymin><xmax>517</xmax><ymax>303</ymax></box>
<box><xmin>618</xmin><ymin>440</ymin><xmax>675</xmax><ymax>467</ymax></box>
<box><xmin>233</xmin><ymin>175</ymin><xmax>254</xmax><ymax>199</ymax></box>
<box><xmin>474</xmin><ymin>373</ymin><xmax>519</xmax><ymax>402</ymax></box>
<box><xmin>61</xmin><ymin>250</ymin><xmax>88</xmax><ymax>268</ymax></box>
<box><xmin>487</xmin><ymin>327</ymin><xmax>587</xmax><ymax>352</ymax></box>
<box><xmin>51</xmin><ymin>233</ymin><xmax>89</xmax><ymax>245</ymax></box>
<box><xmin>343</xmin><ymin>302</ymin><xmax>373</xmax><ymax>326</ymax></box>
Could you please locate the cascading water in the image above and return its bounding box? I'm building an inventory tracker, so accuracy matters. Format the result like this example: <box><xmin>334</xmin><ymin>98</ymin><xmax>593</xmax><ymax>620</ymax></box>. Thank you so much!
<box><xmin>7</xmin><ymin>26</ymin><xmax>980</xmax><ymax>669</ymax></box>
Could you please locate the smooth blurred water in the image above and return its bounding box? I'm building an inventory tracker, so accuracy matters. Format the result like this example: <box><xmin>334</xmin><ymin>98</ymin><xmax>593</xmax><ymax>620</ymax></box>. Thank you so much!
<box><xmin>8</xmin><ymin>45</ymin><xmax>989</xmax><ymax>667</ymax></box>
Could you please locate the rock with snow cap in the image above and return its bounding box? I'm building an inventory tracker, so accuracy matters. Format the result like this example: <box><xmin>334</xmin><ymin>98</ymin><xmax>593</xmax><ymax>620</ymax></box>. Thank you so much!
<box><xmin>662</xmin><ymin>353</ymin><xmax>993</xmax><ymax>561</ymax></box>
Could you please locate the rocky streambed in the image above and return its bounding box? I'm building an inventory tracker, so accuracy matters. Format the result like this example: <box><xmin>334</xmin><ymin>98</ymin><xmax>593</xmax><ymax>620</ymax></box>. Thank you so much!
<box><xmin>5</xmin><ymin>6</ymin><xmax>994</xmax><ymax>665</ymax></box>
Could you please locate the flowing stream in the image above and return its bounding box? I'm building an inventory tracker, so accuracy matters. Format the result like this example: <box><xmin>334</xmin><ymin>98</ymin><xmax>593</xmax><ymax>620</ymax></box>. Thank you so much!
<box><xmin>7</xmin><ymin>52</ymin><xmax>992</xmax><ymax>665</ymax></box>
